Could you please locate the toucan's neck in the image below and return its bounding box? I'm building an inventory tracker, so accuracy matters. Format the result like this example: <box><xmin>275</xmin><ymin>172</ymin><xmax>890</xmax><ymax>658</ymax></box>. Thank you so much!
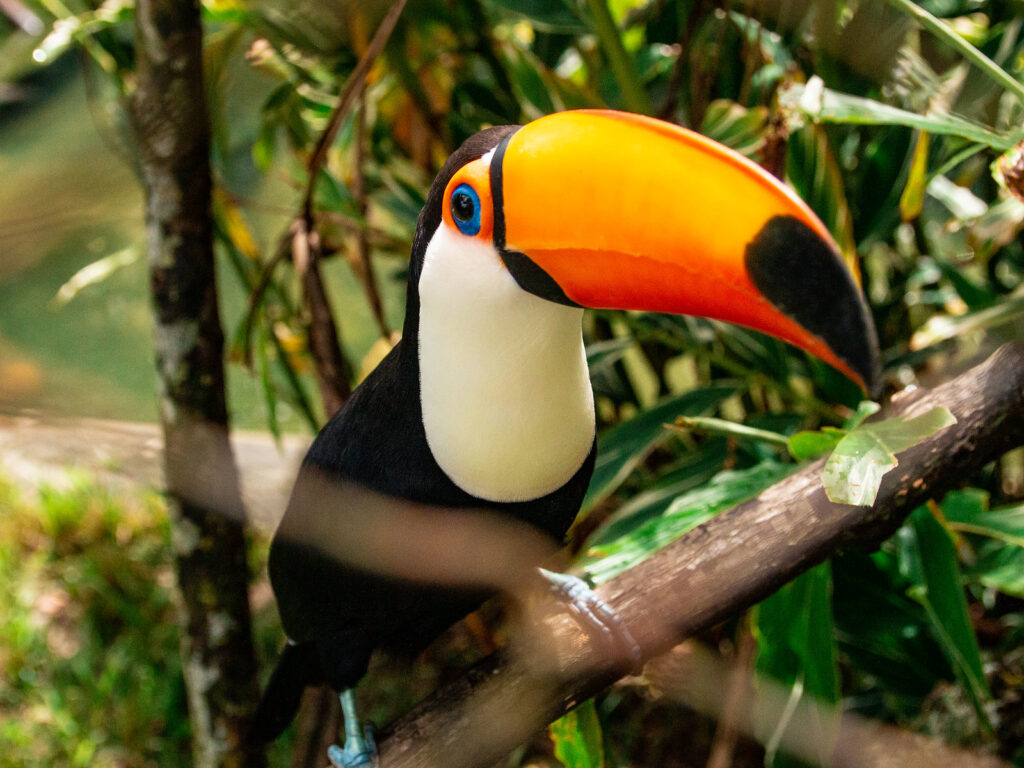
<box><xmin>415</xmin><ymin>226</ymin><xmax>595</xmax><ymax>503</ymax></box>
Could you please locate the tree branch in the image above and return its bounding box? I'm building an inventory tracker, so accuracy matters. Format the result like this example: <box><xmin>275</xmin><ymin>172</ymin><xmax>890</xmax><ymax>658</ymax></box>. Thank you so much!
<box><xmin>377</xmin><ymin>342</ymin><xmax>1024</xmax><ymax>768</ymax></box>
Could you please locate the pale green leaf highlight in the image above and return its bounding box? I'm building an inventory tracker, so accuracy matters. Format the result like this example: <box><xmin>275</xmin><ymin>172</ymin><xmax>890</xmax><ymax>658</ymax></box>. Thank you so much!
<box><xmin>823</xmin><ymin>408</ymin><xmax>957</xmax><ymax>506</ymax></box>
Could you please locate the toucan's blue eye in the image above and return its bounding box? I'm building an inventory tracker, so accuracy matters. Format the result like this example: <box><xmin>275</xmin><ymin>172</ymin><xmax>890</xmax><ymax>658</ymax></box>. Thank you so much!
<box><xmin>450</xmin><ymin>183</ymin><xmax>481</xmax><ymax>236</ymax></box>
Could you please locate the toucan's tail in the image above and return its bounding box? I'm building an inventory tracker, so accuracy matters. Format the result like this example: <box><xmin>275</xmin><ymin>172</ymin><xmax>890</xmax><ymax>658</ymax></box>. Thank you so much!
<box><xmin>249</xmin><ymin>641</ymin><xmax>323</xmax><ymax>744</ymax></box>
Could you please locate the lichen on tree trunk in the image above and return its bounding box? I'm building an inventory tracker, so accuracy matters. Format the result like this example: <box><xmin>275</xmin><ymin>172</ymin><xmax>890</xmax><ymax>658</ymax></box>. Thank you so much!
<box><xmin>130</xmin><ymin>0</ymin><xmax>265</xmax><ymax>765</ymax></box>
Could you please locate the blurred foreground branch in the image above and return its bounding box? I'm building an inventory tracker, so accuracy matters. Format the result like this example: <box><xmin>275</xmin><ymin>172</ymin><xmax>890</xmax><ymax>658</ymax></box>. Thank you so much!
<box><xmin>377</xmin><ymin>342</ymin><xmax>1024</xmax><ymax>768</ymax></box>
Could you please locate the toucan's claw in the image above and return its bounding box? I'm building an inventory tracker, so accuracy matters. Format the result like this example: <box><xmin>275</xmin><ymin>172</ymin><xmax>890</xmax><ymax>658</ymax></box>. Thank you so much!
<box><xmin>327</xmin><ymin>723</ymin><xmax>376</xmax><ymax>768</ymax></box>
<box><xmin>329</xmin><ymin>689</ymin><xmax>377</xmax><ymax>768</ymax></box>
<box><xmin>539</xmin><ymin>568</ymin><xmax>642</xmax><ymax>673</ymax></box>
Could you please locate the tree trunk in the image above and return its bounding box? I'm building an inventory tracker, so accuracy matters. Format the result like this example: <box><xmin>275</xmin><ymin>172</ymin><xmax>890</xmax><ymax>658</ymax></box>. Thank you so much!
<box><xmin>130</xmin><ymin>1</ymin><xmax>264</xmax><ymax>765</ymax></box>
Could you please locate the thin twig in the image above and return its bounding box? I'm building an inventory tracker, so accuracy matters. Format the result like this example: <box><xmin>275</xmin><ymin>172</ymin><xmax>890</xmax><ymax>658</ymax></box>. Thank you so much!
<box><xmin>301</xmin><ymin>0</ymin><xmax>409</xmax><ymax>222</ymax></box>
<box><xmin>352</xmin><ymin>92</ymin><xmax>391</xmax><ymax>339</ymax></box>
<box><xmin>294</xmin><ymin>219</ymin><xmax>352</xmax><ymax>417</ymax></box>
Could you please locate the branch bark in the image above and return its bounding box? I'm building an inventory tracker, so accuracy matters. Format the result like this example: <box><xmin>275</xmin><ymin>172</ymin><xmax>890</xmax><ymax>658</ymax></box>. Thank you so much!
<box><xmin>377</xmin><ymin>342</ymin><xmax>1024</xmax><ymax>768</ymax></box>
<box><xmin>130</xmin><ymin>1</ymin><xmax>264</xmax><ymax>765</ymax></box>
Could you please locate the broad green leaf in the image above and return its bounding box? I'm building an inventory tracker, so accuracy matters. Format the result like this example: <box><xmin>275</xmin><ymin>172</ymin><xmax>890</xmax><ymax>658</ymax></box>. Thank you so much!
<box><xmin>899</xmin><ymin>131</ymin><xmax>930</xmax><ymax>221</ymax></box>
<box><xmin>833</xmin><ymin>550</ymin><xmax>951</xmax><ymax>718</ymax></box>
<box><xmin>581</xmin><ymin>385</ymin><xmax>739</xmax><ymax>512</ymax></box>
<box><xmin>902</xmin><ymin>507</ymin><xmax>992</xmax><ymax>729</ymax></box>
<box><xmin>549</xmin><ymin>699</ymin><xmax>604</xmax><ymax>768</ymax></box>
<box><xmin>585</xmin><ymin>462</ymin><xmax>795</xmax><ymax>583</ymax></box>
<box><xmin>781</xmin><ymin>79</ymin><xmax>1019</xmax><ymax>151</ymax></box>
<box><xmin>946</xmin><ymin>498</ymin><xmax>1024</xmax><ymax>548</ymax></box>
<box><xmin>589</xmin><ymin>439</ymin><xmax>728</xmax><ymax>546</ymax></box>
<box><xmin>971</xmin><ymin>544</ymin><xmax>1024</xmax><ymax>597</ymax></box>
<box><xmin>942</xmin><ymin>489</ymin><xmax>1024</xmax><ymax>596</ymax></box>
<box><xmin>823</xmin><ymin>408</ymin><xmax>957</xmax><ymax>506</ymax></box>
<box><xmin>787</xmin><ymin>428</ymin><xmax>845</xmax><ymax>461</ymax></box>
<box><xmin>785</xmin><ymin>402</ymin><xmax>881</xmax><ymax>462</ymax></box>
<box><xmin>755</xmin><ymin>564</ymin><xmax>839</xmax><ymax>768</ymax></box>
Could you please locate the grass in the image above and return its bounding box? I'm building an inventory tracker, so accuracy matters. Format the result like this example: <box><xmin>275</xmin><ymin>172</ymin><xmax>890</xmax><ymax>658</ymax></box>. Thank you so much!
<box><xmin>0</xmin><ymin>473</ymin><xmax>189</xmax><ymax>768</ymax></box>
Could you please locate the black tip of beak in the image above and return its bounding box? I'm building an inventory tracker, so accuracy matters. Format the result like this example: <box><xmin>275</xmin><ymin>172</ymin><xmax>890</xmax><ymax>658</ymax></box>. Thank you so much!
<box><xmin>745</xmin><ymin>216</ymin><xmax>881</xmax><ymax>396</ymax></box>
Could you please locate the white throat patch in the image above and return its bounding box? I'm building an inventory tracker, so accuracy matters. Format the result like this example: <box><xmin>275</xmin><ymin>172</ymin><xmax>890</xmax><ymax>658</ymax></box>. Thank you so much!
<box><xmin>417</xmin><ymin>225</ymin><xmax>595</xmax><ymax>503</ymax></box>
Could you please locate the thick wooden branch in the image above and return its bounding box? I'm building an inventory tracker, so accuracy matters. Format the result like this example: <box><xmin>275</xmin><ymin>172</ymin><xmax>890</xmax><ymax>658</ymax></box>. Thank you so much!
<box><xmin>378</xmin><ymin>342</ymin><xmax>1024</xmax><ymax>768</ymax></box>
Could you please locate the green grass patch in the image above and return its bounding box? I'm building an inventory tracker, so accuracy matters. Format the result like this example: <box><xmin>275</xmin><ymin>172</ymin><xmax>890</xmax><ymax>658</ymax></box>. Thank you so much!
<box><xmin>0</xmin><ymin>473</ymin><xmax>189</xmax><ymax>768</ymax></box>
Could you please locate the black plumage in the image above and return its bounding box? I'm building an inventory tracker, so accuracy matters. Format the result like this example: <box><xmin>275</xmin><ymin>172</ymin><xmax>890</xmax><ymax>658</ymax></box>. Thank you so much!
<box><xmin>252</xmin><ymin>125</ymin><xmax>594</xmax><ymax>742</ymax></box>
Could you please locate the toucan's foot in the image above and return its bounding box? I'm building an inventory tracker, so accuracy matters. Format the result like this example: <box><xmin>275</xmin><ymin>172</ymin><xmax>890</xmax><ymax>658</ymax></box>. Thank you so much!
<box><xmin>329</xmin><ymin>689</ymin><xmax>377</xmax><ymax>767</ymax></box>
<box><xmin>327</xmin><ymin>722</ymin><xmax>376</xmax><ymax>768</ymax></box>
<box><xmin>539</xmin><ymin>568</ymin><xmax>642</xmax><ymax>672</ymax></box>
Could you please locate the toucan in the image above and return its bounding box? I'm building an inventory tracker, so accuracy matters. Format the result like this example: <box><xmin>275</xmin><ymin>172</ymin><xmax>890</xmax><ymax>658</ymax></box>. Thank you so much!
<box><xmin>251</xmin><ymin>110</ymin><xmax>879</xmax><ymax>766</ymax></box>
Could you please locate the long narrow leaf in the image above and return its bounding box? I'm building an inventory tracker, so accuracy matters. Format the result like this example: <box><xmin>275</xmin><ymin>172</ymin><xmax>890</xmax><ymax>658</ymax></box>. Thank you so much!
<box><xmin>903</xmin><ymin>507</ymin><xmax>992</xmax><ymax>731</ymax></box>
<box><xmin>755</xmin><ymin>564</ymin><xmax>839</xmax><ymax>768</ymax></box>
<box><xmin>781</xmin><ymin>79</ymin><xmax>1018</xmax><ymax>150</ymax></box>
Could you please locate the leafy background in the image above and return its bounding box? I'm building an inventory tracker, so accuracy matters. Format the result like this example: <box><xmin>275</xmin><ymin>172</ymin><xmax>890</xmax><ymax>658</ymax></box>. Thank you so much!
<box><xmin>2</xmin><ymin>0</ymin><xmax>1024</xmax><ymax>766</ymax></box>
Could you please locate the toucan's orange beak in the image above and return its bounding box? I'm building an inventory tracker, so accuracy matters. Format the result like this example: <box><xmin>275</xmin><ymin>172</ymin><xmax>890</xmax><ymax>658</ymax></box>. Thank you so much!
<box><xmin>493</xmin><ymin>110</ymin><xmax>879</xmax><ymax>393</ymax></box>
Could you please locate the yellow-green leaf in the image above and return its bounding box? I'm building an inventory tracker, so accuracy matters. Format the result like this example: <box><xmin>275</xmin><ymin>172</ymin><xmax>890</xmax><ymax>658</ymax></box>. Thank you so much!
<box><xmin>550</xmin><ymin>699</ymin><xmax>604</xmax><ymax>768</ymax></box>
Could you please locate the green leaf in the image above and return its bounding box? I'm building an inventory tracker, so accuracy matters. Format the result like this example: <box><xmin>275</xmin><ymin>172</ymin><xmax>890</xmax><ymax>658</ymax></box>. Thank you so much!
<box><xmin>947</xmin><ymin>499</ymin><xmax>1024</xmax><ymax>548</ymax></box>
<box><xmin>787</xmin><ymin>428</ymin><xmax>845</xmax><ymax>461</ymax></box>
<box><xmin>787</xmin><ymin>123</ymin><xmax>857</xmax><ymax>259</ymax></box>
<box><xmin>903</xmin><ymin>507</ymin><xmax>992</xmax><ymax>730</ymax></box>
<box><xmin>932</xmin><ymin>258</ymin><xmax>997</xmax><ymax>312</ymax></box>
<box><xmin>910</xmin><ymin>294</ymin><xmax>1024</xmax><ymax>351</ymax></box>
<box><xmin>843</xmin><ymin>401</ymin><xmax>881</xmax><ymax>430</ymax></box>
<box><xmin>670</xmin><ymin>415</ymin><xmax>789</xmax><ymax>447</ymax></box>
<box><xmin>590</xmin><ymin>439</ymin><xmax>729</xmax><ymax>546</ymax></box>
<box><xmin>585</xmin><ymin>337</ymin><xmax>634</xmax><ymax>378</ymax></box>
<box><xmin>823</xmin><ymin>408</ymin><xmax>957</xmax><ymax>506</ymax></box>
<box><xmin>486</xmin><ymin>0</ymin><xmax>586</xmax><ymax>32</ymax></box>
<box><xmin>256</xmin><ymin>324</ymin><xmax>282</xmax><ymax>444</ymax></box>
<box><xmin>780</xmin><ymin>79</ymin><xmax>1019</xmax><ymax>150</ymax></box>
<box><xmin>833</xmin><ymin>550</ymin><xmax>951</xmax><ymax>718</ymax></box>
<box><xmin>699</xmin><ymin>100</ymin><xmax>770</xmax><ymax>159</ymax></box>
<box><xmin>899</xmin><ymin>131</ymin><xmax>930</xmax><ymax>222</ymax></box>
<box><xmin>755</xmin><ymin>564</ymin><xmax>839</xmax><ymax>768</ymax></box>
<box><xmin>549</xmin><ymin>699</ymin><xmax>605</xmax><ymax>768</ymax></box>
<box><xmin>581</xmin><ymin>385</ymin><xmax>739</xmax><ymax>512</ymax></box>
<box><xmin>971</xmin><ymin>544</ymin><xmax>1024</xmax><ymax>598</ymax></box>
<box><xmin>585</xmin><ymin>462</ymin><xmax>795</xmax><ymax>583</ymax></box>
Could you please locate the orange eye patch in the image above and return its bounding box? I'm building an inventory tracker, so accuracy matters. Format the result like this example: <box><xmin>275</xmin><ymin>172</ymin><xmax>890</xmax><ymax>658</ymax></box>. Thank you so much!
<box><xmin>441</xmin><ymin>158</ymin><xmax>494</xmax><ymax>240</ymax></box>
